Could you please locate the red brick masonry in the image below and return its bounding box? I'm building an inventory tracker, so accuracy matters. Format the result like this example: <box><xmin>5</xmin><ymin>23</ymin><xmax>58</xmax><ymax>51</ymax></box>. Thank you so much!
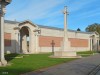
<box><xmin>39</xmin><ymin>36</ymin><xmax>88</xmax><ymax>47</ymax></box>
<box><xmin>4</xmin><ymin>33</ymin><xmax>11</xmax><ymax>46</ymax></box>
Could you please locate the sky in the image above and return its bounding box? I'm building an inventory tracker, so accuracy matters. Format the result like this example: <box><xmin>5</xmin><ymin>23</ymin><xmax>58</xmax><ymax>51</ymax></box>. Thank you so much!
<box><xmin>5</xmin><ymin>0</ymin><xmax>100</xmax><ymax>31</ymax></box>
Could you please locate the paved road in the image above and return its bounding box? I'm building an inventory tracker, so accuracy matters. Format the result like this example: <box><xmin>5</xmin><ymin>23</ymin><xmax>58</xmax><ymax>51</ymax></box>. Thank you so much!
<box><xmin>95</xmin><ymin>67</ymin><xmax>100</xmax><ymax>75</ymax></box>
<box><xmin>22</xmin><ymin>54</ymin><xmax>100</xmax><ymax>75</ymax></box>
<box><xmin>96</xmin><ymin>71</ymin><xmax>100</xmax><ymax>75</ymax></box>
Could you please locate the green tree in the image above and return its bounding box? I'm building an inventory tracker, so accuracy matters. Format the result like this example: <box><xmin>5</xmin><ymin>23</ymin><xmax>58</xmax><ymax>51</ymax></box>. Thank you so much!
<box><xmin>77</xmin><ymin>28</ymin><xmax>81</xmax><ymax>31</ymax></box>
<box><xmin>85</xmin><ymin>23</ymin><xmax>100</xmax><ymax>34</ymax></box>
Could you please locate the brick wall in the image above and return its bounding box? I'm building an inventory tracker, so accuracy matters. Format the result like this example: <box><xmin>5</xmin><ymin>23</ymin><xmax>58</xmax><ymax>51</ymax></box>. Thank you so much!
<box><xmin>69</xmin><ymin>38</ymin><xmax>88</xmax><ymax>47</ymax></box>
<box><xmin>4</xmin><ymin>33</ymin><xmax>11</xmax><ymax>46</ymax></box>
<box><xmin>39</xmin><ymin>36</ymin><xmax>88</xmax><ymax>47</ymax></box>
<box><xmin>39</xmin><ymin>36</ymin><xmax>63</xmax><ymax>47</ymax></box>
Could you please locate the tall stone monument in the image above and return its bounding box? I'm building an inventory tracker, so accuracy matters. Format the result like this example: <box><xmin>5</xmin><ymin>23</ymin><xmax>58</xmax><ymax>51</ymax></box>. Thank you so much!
<box><xmin>51</xmin><ymin>6</ymin><xmax>80</xmax><ymax>58</ymax></box>
<box><xmin>0</xmin><ymin>0</ymin><xmax>12</xmax><ymax>66</ymax></box>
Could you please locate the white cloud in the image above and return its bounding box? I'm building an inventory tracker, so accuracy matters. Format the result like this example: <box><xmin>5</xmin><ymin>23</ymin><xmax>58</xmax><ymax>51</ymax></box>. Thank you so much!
<box><xmin>74</xmin><ymin>8</ymin><xmax>100</xmax><ymax>20</ymax></box>
<box><xmin>5</xmin><ymin>0</ymin><xmax>65</xmax><ymax>21</ymax></box>
<box><xmin>68</xmin><ymin>0</ymin><xmax>96</xmax><ymax>12</ymax></box>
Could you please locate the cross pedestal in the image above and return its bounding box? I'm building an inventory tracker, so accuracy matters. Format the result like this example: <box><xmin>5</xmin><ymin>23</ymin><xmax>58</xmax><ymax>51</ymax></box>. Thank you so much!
<box><xmin>50</xmin><ymin>40</ymin><xmax>81</xmax><ymax>58</ymax></box>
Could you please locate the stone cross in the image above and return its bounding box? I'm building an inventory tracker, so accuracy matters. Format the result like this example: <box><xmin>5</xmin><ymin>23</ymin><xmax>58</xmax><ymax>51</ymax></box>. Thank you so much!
<box><xmin>62</xmin><ymin>6</ymin><xmax>69</xmax><ymax>51</ymax></box>
<box><xmin>51</xmin><ymin>40</ymin><xmax>55</xmax><ymax>54</ymax></box>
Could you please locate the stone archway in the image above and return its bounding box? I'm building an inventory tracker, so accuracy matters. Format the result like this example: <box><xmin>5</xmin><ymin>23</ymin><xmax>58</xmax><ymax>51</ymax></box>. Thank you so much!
<box><xmin>19</xmin><ymin>21</ymin><xmax>40</xmax><ymax>54</ymax></box>
<box><xmin>20</xmin><ymin>26</ymin><xmax>30</xmax><ymax>54</ymax></box>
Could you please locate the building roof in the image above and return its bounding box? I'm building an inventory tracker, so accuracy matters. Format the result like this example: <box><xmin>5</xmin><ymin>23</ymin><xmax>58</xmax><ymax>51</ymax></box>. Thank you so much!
<box><xmin>4</xmin><ymin>20</ymin><xmax>94</xmax><ymax>34</ymax></box>
<box><xmin>37</xmin><ymin>25</ymin><xmax>93</xmax><ymax>34</ymax></box>
<box><xmin>4</xmin><ymin>20</ymin><xmax>20</xmax><ymax>24</ymax></box>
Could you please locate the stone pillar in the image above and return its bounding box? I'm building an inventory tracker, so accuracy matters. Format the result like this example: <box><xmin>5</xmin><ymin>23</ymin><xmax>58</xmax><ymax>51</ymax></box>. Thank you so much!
<box><xmin>35</xmin><ymin>35</ymin><xmax>38</xmax><ymax>53</ymax></box>
<box><xmin>90</xmin><ymin>37</ymin><xmax>93</xmax><ymax>51</ymax></box>
<box><xmin>15</xmin><ymin>30</ymin><xmax>20</xmax><ymax>54</ymax></box>
<box><xmin>29</xmin><ymin>32</ymin><xmax>35</xmax><ymax>53</ymax></box>
<box><xmin>91</xmin><ymin>35</ymin><xmax>100</xmax><ymax>52</ymax></box>
<box><xmin>22</xmin><ymin>34</ymin><xmax>28</xmax><ymax>54</ymax></box>
<box><xmin>33</xmin><ymin>27</ymin><xmax>41</xmax><ymax>53</ymax></box>
<box><xmin>95</xmin><ymin>37</ymin><xmax>99</xmax><ymax>51</ymax></box>
<box><xmin>93</xmin><ymin>36</ymin><xmax>97</xmax><ymax>51</ymax></box>
<box><xmin>50</xmin><ymin>6</ymin><xmax>81</xmax><ymax>58</ymax></box>
<box><xmin>61</xmin><ymin>6</ymin><xmax>70</xmax><ymax>51</ymax></box>
<box><xmin>0</xmin><ymin>3</ymin><xmax>7</xmax><ymax>66</ymax></box>
<box><xmin>96</xmin><ymin>38</ymin><xmax>99</xmax><ymax>51</ymax></box>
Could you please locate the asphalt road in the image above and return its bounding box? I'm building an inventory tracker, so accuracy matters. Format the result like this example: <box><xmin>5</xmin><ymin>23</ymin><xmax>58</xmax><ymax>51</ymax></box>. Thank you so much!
<box><xmin>22</xmin><ymin>54</ymin><xmax>100</xmax><ymax>75</ymax></box>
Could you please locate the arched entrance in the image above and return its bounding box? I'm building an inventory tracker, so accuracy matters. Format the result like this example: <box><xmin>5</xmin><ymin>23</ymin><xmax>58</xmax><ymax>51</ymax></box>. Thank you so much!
<box><xmin>20</xmin><ymin>26</ymin><xmax>30</xmax><ymax>54</ymax></box>
<box><xmin>19</xmin><ymin>21</ymin><xmax>40</xmax><ymax>54</ymax></box>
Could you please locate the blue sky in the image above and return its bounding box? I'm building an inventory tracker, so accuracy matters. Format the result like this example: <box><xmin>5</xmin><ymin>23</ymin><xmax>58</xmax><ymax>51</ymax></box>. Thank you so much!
<box><xmin>5</xmin><ymin>0</ymin><xmax>100</xmax><ymax>31</ymax></box>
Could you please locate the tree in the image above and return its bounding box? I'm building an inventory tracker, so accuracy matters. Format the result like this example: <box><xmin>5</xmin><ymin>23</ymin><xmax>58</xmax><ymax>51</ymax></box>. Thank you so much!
<box><xmin>77</xmin><ymin>28</ymin><xmax>81</xmax><ymax>31</ymax></box>
<box><xmin>85</xmin><ymin>23</ymin><xmax>100</xmax><ymax>34</ymax></box>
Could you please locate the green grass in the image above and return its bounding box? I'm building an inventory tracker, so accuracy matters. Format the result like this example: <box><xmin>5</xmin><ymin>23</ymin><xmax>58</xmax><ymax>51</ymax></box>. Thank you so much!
<box><xmin>0</xmin><ymin>53</ymin><xmax>76</xmax><ymax>75</ymax></box>
<box><xmin>0</xmin><ymin>51</ymin><xmax>98</xmax><ymax>75</ymax></box>
<box><xmin>77</xmin><ymin>51</ymin><xmax>94</xmax><ymax>54</ymax></box>
<box><xmin>77</xmin><ymin>51</ymin><xmax>98</xmax><ymax>57</ymax></box>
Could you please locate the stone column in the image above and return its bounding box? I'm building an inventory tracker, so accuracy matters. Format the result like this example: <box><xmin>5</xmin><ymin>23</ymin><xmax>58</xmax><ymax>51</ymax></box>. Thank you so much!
<box><xmin>22</xmin><ymin>34</ymin><xmax>28</xmax><ymax>54</ymax></box>
<box><xmin>90</xmin><ymin>37</ymin><xmax>93</xmax><ymax>51</ymax></box>
<box><xmin>29</xmin><ymin>31</ymin><xmax>35</xmax><ymax>53</ymax></box>
<box><xmin>61</xmin><ymin>6</ymin><xmax>70</xmax><ymax>51</ymax></box>
<box><xmin>35</xmin><ymin>35</ymin><xmax>38</xmax><ymax>53</ymax></box>
<box><xmin>15</xmin><ymin>29</ymin><xmax>20</xmax><ymax>54</ymax></box>
<box><xmin>96</xmin><ymin>37</ymin><xmax>99</xmax><ymax>51</ymax></box>
<box><xmin>0</xmin><ymin>3</ymin><xmax>7</xmax><ymax>66</ymax></box>
<box><xmin>33</xmin><ymin>27</ymin><xmax>41</xmax><ymax>53</ymax></box>
<box><xmin>51</xmin><ymin>6</ymin><xmax>80</xmax><ymax>58</ymax></box>
<box><xmin>95</xmin><ymin>37</ymin><xmax>99</xmax><ymax>51</ymax></box>
<box><xmin>93</xmin><ymin>36</ymin><xmax>97</xmax><ymax>51</ymax></box>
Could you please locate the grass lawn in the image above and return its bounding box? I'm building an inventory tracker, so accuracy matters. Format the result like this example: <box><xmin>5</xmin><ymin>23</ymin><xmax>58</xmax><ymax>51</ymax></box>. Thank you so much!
<box><xmin>77</xmin><ymin>51</ymin><xmax>98</xmax><ymax>57</ymax></box>
<box><xmin>0</xmin><ymin>51</ymin><xmax>98</xmax><ymax>75</ymax></box>
<box><xmin>0</xmin><ymin>53</ymin><xmax>76</xmax><ymax>75</ymax></box>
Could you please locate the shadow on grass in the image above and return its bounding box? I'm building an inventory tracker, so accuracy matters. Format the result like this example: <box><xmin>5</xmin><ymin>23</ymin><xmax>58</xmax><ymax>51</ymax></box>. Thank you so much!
<box><xmin>5</xmin><ymin>54</ymin><xmax>19</xmax><ymax>62</ymax></box>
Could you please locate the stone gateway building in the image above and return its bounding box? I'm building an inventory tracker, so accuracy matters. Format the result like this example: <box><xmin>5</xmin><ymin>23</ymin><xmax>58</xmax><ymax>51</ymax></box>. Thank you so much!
<box><xmin>4</xmin><ymin>20</ymin><xmax>99</xmax><ymax>54</ymax></box>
